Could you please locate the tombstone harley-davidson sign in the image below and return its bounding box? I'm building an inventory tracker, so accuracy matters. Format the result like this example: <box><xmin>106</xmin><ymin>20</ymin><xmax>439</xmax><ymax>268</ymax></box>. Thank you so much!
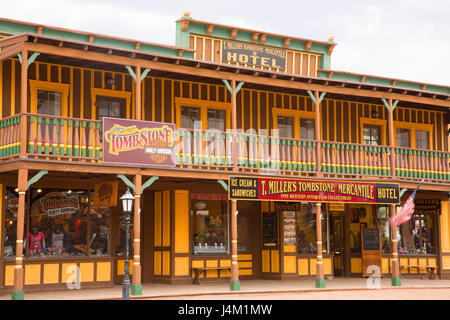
<box><xmin>102</xmin><ymin>117</ymin><xmax>175</xmax><ymax>167</ymax></box>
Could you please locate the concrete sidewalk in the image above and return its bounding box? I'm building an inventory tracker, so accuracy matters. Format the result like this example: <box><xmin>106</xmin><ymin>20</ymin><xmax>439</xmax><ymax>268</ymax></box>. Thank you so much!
<box><xmin>1</xmin><ymin>277</ymin><xmax>450</xmax><ymax>300</ymax></box>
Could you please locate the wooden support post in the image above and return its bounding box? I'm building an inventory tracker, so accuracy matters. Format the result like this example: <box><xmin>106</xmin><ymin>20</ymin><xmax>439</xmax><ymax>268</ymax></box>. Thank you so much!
<box><xmin>315</xmin><ymin>203</ymin><xmax>325</xmax><ymax>288</ymax></box>
<box><xmin>19</xmin><ymin>49</ymin><xmax>28</xmax><ymax>158</ymax></box>
<box><xmin>390</xmin><ymin>204</ymin><xmax>401</xmax><ymax>286</ymax></box>
<box><xmin>12</xmin><ymin>168</ymin><xmax>28</xmax><ymax>300</ymax></box>
<box><xmin>387</xmin><ymin>98</ymin><xmax>396</xmax><ymax>178</ymax></box>
<box><xmin>231</xmin><ymin>80</ymin><xmax>238</xmax><ymax>172</ymax></box>
<box><xmin>314</xmin><ymin>91</ymin><xmax>322</xmax><ymax>176</ymax></box>
<box><xmin>135</xmin><ymin>66</ymin><xmax>141</xmax><ymax>121</ymax></box>
<box><xmin>230</xmin><ymin>199</ymin><xmax>240</xmax><ymax>291</ymax></box>
<box><xmin>131</xmin><ymin>174</ymin><xmax>142</xmax><ymax>295</ymax></box>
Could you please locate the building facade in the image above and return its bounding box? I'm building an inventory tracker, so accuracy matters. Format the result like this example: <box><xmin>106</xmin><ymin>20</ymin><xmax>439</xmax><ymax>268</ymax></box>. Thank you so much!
<box><xmin>0</xmin><ymin>12</ymin><xmax>449</xmax><ymax>299</ymax></box>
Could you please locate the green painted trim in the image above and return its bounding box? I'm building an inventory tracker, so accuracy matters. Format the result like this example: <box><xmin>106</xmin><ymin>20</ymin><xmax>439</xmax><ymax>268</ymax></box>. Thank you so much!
<box><xmin>230</xmin><ymin>280</ymin><xmax>240</xmax><ymax>291</ymax></box>
<box><xmin>306</xmin><ymin>90</ymin><xmax>316</xmax><ymax>105</ymax></box>
<box><xmin>11</xmin><ymin>291</ymin><xmax>24</xmax><ymax>300</ymax></box>
<box><xmin>141</xmin><ymin>176</ymin><xmax>159</xmax><ymax>192</ymax></box>
<box><xmin>236</xmin><ymin>81</ymin><xmax>245</xmax><ymax>94</ymax></box>
<box><xmin>27</xmin><ymin>52</ymin><xmax>40</xmax><ymax>68</ymax></box>
<box><xmin>217</xmin><ymin>179</ymin><xmax>228</xmax><ymax>191</ymax></box>
<box><xmin>131</xmin><ymin>284</ymin><xmax>142</xmax><ymax>296</ymax></box>
<box><xmin>399</xmin><ymin>188</ymin><xmax>408</xmax><ymax>198</ymax></box>
<box><xmin>381</xmin><ymin>98</ymin><xmax>389</xmax><ymax>112</ymax></box>
<box><xmin>392</xmin><ymin>100</ymin><xmax>400</xmax><ymax>110</ymax></box>
<box><xmin>27</xmin><ymin>170</ymin><xmax>48</xmax><ymax>190</ymax></box>
<box><xmin>318</xmin><ymin>92</ymin><xmax>326</xmax><ymax>104</ymax></box>
<box><xmin>140</xmin><ymin>68</ymin><xmax>151</xmax><ymax>81</ymax></box>
<box><xmin>315</xmin><ymin>278</ymin><xmax>326</xmax><ymax>288</ymax></box>
<box><xmin>391</xmin><ymin>277</ymin><xmax>402</xmax><ymax>286</ymax></box>
<box><xmin>117</xmin><ymin>174</ymin><xmax>136</xmax><ymax>193</ymax></box>
<box><xmin>125</xmin><ymin>65</ymin><xmax>136</xmax><ymax>82</ymax></box>
<box><xmin>17</xmin><ymin>52</ymin><xmax>22</xmax><ymax>64</ymax></box>
<box><xmin>222</xmin><ymin>79</ymin><xmax>232</xmax><ymax>94</ymax></box>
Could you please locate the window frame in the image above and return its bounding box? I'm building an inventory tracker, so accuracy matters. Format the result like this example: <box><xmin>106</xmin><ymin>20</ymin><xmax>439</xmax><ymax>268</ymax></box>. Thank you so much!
<box><xmin>359</xmin><ymin>118</ymin><xmax>387</xmax><ymax>146</ymax></box>
<box><xmin>175</xmin><ymin>97</ymin><xmax>230</xmax><ymax>131</ymax></box>
<box><xmin>394</xmin><ymin>121</ymin><xmax>433</xmax><ymax>150</ymax></box>
<box><xmin>29</xmin><ymin>80</ymin><xmax>69</xmax><ymax>117</ymax></box>
<box><xmin>272</xmin><ymin>108</ymin><xmax>316</xmax><ymax>139</ymax></box>
<box><xmin>91</xmin><ymin>88</ymin><xmax>131</xmax><ymax>120</ymax></box>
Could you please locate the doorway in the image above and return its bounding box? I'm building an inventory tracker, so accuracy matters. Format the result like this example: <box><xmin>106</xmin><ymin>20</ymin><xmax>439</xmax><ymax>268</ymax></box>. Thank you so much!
<box><xmin>329</xmin><ymin>214</ymin><xmax>344</xmax><ymax>276</ymax></box>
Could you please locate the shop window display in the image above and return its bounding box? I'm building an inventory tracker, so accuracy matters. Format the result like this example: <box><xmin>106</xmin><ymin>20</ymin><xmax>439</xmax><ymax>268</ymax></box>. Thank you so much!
<box><xmin>191</xmin><ymin>193</ymin><xmax>229</xmax><ymax>254</ymax></box>
<box><xmin>116</xmin><ymin>212</ymin><xmax>133</xmax><ymax>257</ymax></box>
<box><xmin>295</xmin><ymin>203</ymin><xmax>327</xmax><ymax>254</ymax></box>
<box><xmin>377</xmin><ymin>206</ymin><xmax>392</xmax><ymax>254</ymax></box>
<box><xmin>3</xmin><ymin>188</ymin><xmax>27</xmax><ymax>258</ymax></box>
<box><xmin>89</xmin><ymin>193</ymin><xmax>110</xmax><ymax>256</ymax></box>
<box><xmin>348</xmin><ymin>204</ymin><xmax>375</xmax><ymax>254</ymax></box>
<box><xmin>397</xmin><ymin>214</ymin><xmax>435</xmax><ymax>254</ymax></box>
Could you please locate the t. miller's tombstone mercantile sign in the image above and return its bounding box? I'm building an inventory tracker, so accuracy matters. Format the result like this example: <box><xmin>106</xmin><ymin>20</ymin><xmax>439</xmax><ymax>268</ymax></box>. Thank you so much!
<box><xmin>228</xmin><ymin>176</ymin><xmax>400</xmax><ymax>204</ymax></box>
<box><xmin>102</xmin><ymin>117</ymin><xmax>175</xmax><ymax>167</ymax></box>
<box><xmin>221</xmin><ymin>40</ymin><xmax>286</xmax><ymax>69</ymax></box>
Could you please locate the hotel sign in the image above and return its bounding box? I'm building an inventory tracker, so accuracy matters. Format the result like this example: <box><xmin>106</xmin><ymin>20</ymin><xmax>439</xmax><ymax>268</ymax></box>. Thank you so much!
<box><xmin>221</xmin><ymin>40</ymin><xmax>286</xmax><ymax>69</ymax></box>
<box><xmin>102</xmin><ymin>117</ymin><xmax>175</xmax><ymax>167</ymax></box>
<box><xmin>229</xmin><ymin>176</ymin><xmax>400</xmax><ymax>204</ymax></box>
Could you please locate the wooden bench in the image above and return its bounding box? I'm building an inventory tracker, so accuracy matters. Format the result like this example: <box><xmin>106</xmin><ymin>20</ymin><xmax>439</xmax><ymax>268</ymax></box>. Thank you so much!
<box><xmin>400</xmin><ymin>264</ymin><xmax>438</xmax><ymax>279</ymax></box>
<box><xmin>192</xmin><ymin>267</ymin><xmax>231</xmax><ymax>284</ymax></box>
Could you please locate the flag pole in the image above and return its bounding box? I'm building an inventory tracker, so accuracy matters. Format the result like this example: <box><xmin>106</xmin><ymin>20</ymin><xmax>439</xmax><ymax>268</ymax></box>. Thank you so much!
<box><xmin>390</xmin><ymin>204</ymin><xmax>401</xmax><ymax>286</ymax></box>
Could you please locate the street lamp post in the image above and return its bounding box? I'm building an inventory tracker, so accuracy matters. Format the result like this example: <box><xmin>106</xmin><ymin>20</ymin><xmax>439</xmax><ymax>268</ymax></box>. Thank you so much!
<box><xmin>120</xmin><ymin>188</ymin><xmax>134</xmax><ymax>300</ymax></box>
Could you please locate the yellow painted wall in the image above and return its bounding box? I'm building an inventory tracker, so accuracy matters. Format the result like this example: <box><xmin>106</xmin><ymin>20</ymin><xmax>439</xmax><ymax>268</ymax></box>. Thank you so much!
<box><xmin>271</xmin><ymin>250</ymin><xmax>279</xmax><ymax>273</ymax></box>
<box><xmin>43</xmin><ymin>264</ymin><xmax>59</xmax><ymax>284</ymax></box>
<box><xmin>238</xmin><ymin>254</ymin><xmax>252</xmax><ymax>261</ymax></box>
<box><xmin>174</xmin><ymin>190</ymin><xmax>189</xmax><ymax>254</ymax></box>
<box><xmin>5</xmin><ymin>265</ymin><xmax>14</xmax><ymax>286</ymax></box>
<box><xmin>154</xmin><ymin>251</ymin><xmax>162</xmax><ymax>275</ymax></box>
<box><xmin>206</xmin><ymin>260</ymin><xmax>218</xmax><ymax>277</ymax></box>
<box><xmin>262</xmin><ymin>250</ymin><xmax>270</xmax><ymax>273</ymax></box>
<box><xmin>174</xmin><ymin>257</ymin><xmax>190</xmax><ymax>276</ymax></box>
<box><xmin>80</xmin><ymin>262</ymin><xmax>94</xmax><ymax>282</ymax></box>
<box><xmin>239</xmin><ymin>269</ymin><xmax>252</xmax><ymax>276</ymax></box>
<box><xmin>154</xmin><ymin>192</ymin><xmax>162</xmax><ymax>247</ymax></box>
<box><xmin>220</xmin><ymin>260</ymin><xmax>231</xmax><ymax>277</ymax></box>
<box><xmin>441</xmin><ymin>201</ymin><xmax>450</xmax><ymax>253</ymax></box>
<box><xmin>382</xmin><ymin>258</ymin><xmax>390</xmax><ymax>274</ymax></box>
<box><xmin>442</xmin><ymin>256</ymin><xmax>450</xmax><ymax>270</ymax></box>
<box><xmin>162</xmin><ymin>190</ymin><xmax>171</xmax><ymax>247</ymax></box>
<box><xmin>283</xmin><ymin>256</ymin><xmax>296</xmax><ymax>273</ymax></box>
<box><xmin>350</xmin><ymin>258</ymin><xmax>362</xmax><ymax>273</ymax></box>
<box><xmin>117</xmin><ymin>259</ymin><xmax>133</xmax><ymax>276</ymax></box>
<box><xmin>191</xmin><ymin>260</ymin><xmax>204</xmax><ymax>278</ymax></box>
<box><xmin>162</xmin><ymin>251</ymin><xmax>170</xmax><ymax>275</ymax></box>
<box><xmin>309</xmin><ymin>258</ymin><xmax>317</xmax><ymax>275</ymax></box>
<box><xmin>400</xmin><ymin>258</ymin><xmax>409</xmax><ymax>273</ymax></box>
<box><xmin>61</xmin><ymin>263</ymin><xmax>77</xmax><ymax>283</ymax></box>
<box><xmin>96</xmin><ymin>262</ymin><xmax>111</xmax><ymax>282</ymax></box>
<box><xmin>298</xmin><ymin>259</ymin><xmax>309</xmax><ymax>275</ymax></box>
<box><xmin>24</xmin><ymin>264</ymin><xmax>41</xmax><ymax>285</ymax></box>
<box><xmin>324</xmin><ymin>258</ymin><xmax>332</xmax><ymax>275</ymax></box>
<box><xmin>238</xmin><ymin>261</ymin><xmax>252</xmax><ymax>268</ymax></box>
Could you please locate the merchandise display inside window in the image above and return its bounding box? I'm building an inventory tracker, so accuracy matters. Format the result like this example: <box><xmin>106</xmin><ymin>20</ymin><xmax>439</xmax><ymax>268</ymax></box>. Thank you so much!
<box><xmin>377</xmin><ymin>206</ymin><xmax>392</xmax><ymax>254</ymax></box>
<box><xmin>295</xmin><ymin>204</ymin><xmax>327</xmax><ymax>254</ymax></box>
<box><xmin>89</xmin><ymin>194</ymin><xmax>110</xmax><ymax>257</ymax></box>
<box><xmin>191</xmin><ymin>193</ymin><xmax>229</xmax><ymax>254</ymax></box>
<box><xmin>3</xmin><ymin>188</ymin><xmax>27</xmax><ymax>259</ymax></box>
<box><xmin>28</xmin><ymin>189</ymin><xmax>89</xmax><ymax>257</ymax></box>
<box><xmin>397</xmin><ymin>214</ymin><xmax>435</xmax><ymax>254</ymax></box>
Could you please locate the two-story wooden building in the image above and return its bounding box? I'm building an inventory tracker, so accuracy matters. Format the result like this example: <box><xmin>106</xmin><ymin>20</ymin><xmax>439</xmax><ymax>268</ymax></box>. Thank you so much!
<box><xmin>0</xmin><ymin>11</ymin><xmax>449</xmax><ymax>299</ymax></box>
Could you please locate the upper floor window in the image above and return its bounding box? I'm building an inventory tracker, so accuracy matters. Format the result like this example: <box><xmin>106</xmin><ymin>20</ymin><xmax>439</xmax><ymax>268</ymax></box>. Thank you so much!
<box><xmin>181</xmin><ymin>106</ymin><xmax>201</xmax><ymax>129</ymax></box>
<box><xmin>300</xmin><ymin>119</ymin><xmax>315</xmax><ymax>140</ymax></box>
<box><xmin>396</xmin><ymin>128</ymin><xmax>411</xmax><ymax>148</ymax></box>
<box><xmin>416</xmin><ymin>130</ymin><xmax>430</xmax><ymax>150</ymax></box>
<box><xmin>207</xmin><ymin>109</ymin><xmax>226</xmax><ymax>131</ymax></box>
<box><xmin>180</xmin><ymin>105</ymin><xmax>228</xmax><ymax>131</ymax></box>
<box><xmin>277</xmin><ymin>116</ymin><xmax>294</xmax><ymax>138</ymax></box>
<box><xmin>363</xmin><ymin>125</ymin><xmax>381</xmax><ymax>145</ymax></box>
<box><xmin>37</xmin><ymin>90</ymin><xmax>61</xmax><ymax>116</ymax></box>
<box><xmin>96</xmin><ymin>96</ymin><xmax>125</xmax><ymax>120</ymax></box>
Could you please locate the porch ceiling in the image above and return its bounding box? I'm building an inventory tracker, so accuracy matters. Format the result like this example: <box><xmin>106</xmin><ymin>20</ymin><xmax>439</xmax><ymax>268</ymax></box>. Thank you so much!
<box><xmin>1</xmin><ymin>33</ymin><xmax>450</xmax><ymax>109</ymax></box>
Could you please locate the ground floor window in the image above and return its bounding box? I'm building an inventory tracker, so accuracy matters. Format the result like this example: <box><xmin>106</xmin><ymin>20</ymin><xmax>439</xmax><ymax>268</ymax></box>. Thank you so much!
<box><xmin>294</xmin><ymin>203</ymin><xmax>327</xmax><ymax>254</ymax></box>
<box><xmin>349</xmin><ymin>204</ymin><xmax>376</xmax><ymax>254</ymax></box>
<box><xmin>3</xmin><ymin>188</ymin><xmax>27</xmax><ymax>258</ymax></box>
<box><xmin>191</xmin><ymin>193</ymin><xmax>229</xmax><ymax>254</ymax></box>
<box><xmin>398</xmin><ymin>214</ymin><xmax>436</xmax><ymax>254</ymax></box>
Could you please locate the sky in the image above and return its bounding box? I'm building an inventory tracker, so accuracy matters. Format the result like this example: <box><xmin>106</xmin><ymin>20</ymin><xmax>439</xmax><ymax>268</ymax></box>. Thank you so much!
<box><xmin>2</xmin><ymin>0</ymin><xmax>449</xmax><ymax>86</ymax></box>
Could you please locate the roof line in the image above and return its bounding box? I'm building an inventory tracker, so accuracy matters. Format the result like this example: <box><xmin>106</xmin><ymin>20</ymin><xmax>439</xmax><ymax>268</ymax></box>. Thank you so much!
<box><xmin>0</xmin><ymin>16</ymin><xmax>194</xmax><ymax>52</ymax></box>
<box><xmin>176</xmin><ymin>17</ymin><xmax>335</xmax><ymax>47</ymax></box>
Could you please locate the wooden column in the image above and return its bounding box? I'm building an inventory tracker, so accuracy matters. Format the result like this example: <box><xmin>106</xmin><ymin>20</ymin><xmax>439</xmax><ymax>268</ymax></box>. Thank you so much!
<box><xmin>314</xmin><ymin>91</ymin><xmax>322</xmax><ymax>176</ymax></box>
<box><xmin>230</xmin><ymin>199</ymin><xmax>240</xmax><ymax>290</ymax></box>
<box><xmin>19</xmin><ymin>50</ymin><xmax>28</xmax><ymax>158</ymax></box>
<box><xmin>387</xmin><ymin>98</ymin><xmax>396</xmax><ymax>178</ymax></box>
<box><xmin>315</xmin><ymin>203</ymin><xmax>325</xmax><ymax>287</ymax></box>
<box><xmin>390</xmin><ymin>204</ymin><xmax>401</xmax><ymax>286</ymax></box>
<box><xmin>12</xmin><ymin>168</ymin><xmax>28</xmax><ymax>300</ymax></box>
<box><xmin>135</xmin><ymin>66</ymin><xmax>141</xmax><ymax>121</ymax></box>
<box><xmin>131</xmin><ymin>174</ymin><xmax>142</xmax><ymax>295</ymax></box>
<box><xmin>231</xmin><ymin>80</ymin><xmax>238</xmax><ymax>171</ymax></box>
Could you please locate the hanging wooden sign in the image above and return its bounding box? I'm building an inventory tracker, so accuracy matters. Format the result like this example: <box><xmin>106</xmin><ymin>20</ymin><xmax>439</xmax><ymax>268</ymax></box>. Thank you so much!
<box><xmin>94</xmin><ymin>181</ymin><xmax>118</xmax><ymax>207</ymax></box>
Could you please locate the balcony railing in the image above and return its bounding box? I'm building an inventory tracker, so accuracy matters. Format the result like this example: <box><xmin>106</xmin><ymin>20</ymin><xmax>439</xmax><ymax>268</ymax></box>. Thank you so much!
<box><xmin>0</xmin><ymin>113</ymin><xmax>448</xmax><ymax>183</ymax></box>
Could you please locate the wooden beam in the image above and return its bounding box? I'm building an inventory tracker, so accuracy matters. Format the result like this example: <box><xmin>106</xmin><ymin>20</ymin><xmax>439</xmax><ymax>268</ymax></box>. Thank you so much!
<box><xmin>327</xmin><ymin>43</ymin><xmax>336</xmax><ymax>55</ymax></box>
<box><xmin>36</xmin><ymin>26</ymin><xmax>43</xmax><ymax>35</ymax></box>
<box><xmin>361</xmin><ymin>75</ymin><xmax>366</xmax><ymax>83</ymax></box>
<box><xmin>305</xmin><ymin>41</ymin><xmax>312</xmax><ymax>51</ymax></box>
<box><xmin>88</xmin><ymin>35</ymin><xmax>94</xmax><ymax>43</ymax></box>
<box><xmin>206</xmin><ymin>25</ymin><xmax>214</xmax><ymax>36</ymax></box>
<box><xmin>177</xmin><ymin>49</ymin><xmax>184</xmax><ymax>57</ymax></box>
<box><xmin>23</xmin><ymin>42</ymin><xmax>450</xmax><ymax>108</ymax></box>
<box><xmin>230</xmin><ymin>28</ymin><xmax>238</xmax><ymax>40</ymax></box>
<box><xmin>58</xmin><ymin>41</ymin><xmax>64</xmax><ymax>47</ymax></box>
<box><xmin>152</xmin><ymin>56</ymin><xmax>158</xmax><ymax>62</ymax></box>
<box><xmin>392</xmin><ymin>80</ymin><xmax>397</xmax><ymax>86</ymax></box>
<box><xmin>327</xmin><ymin>71</ymin><xmax>334</xmax><ymax>79</ymax></box>
<box><xmin>284</xmin><ymin>38</ymin><xmax>291</xmax><ymax>48</ymax></box>
<box><xmin>134</xmin><ymin>42</ymin><xmax>141</xmax><ymax>51</ymax></box>
<box><xmin>0</xmin><ymin>42</ymin><xmax>23</xmax><ymax>62</ymax></box>
<box><xmin>252</xmin><ymin>32</ymin><xmax>259</xmax><ymax>43</ymax></box>
<box><xmin>107</xmin><ymin>49</ymin><xmax>113</xmax><ymax>55</ymax></box>
<box><xmin>181</xmin><ymin>20</ymin><xmax>190</xmax><ymax>32</ymax></box>
<box><xmin>259</xmin><ymin>33</ymin><xmax>267</xmax><ymax>44</ymax></box>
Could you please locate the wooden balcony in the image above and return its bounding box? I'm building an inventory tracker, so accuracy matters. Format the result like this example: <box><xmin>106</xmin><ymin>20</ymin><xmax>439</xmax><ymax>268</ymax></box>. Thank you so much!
<box><xmin>0</xmin><ymin>113</ymin><xmax>449</xmax><ymax>184</ymax></box>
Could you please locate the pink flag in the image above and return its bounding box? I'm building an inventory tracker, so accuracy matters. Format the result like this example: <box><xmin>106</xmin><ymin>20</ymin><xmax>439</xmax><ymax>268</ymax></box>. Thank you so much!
<box><xmin>389</xmin><ymin>180</ymin><xmax>424</xmax><ymax>227</ymax></box>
